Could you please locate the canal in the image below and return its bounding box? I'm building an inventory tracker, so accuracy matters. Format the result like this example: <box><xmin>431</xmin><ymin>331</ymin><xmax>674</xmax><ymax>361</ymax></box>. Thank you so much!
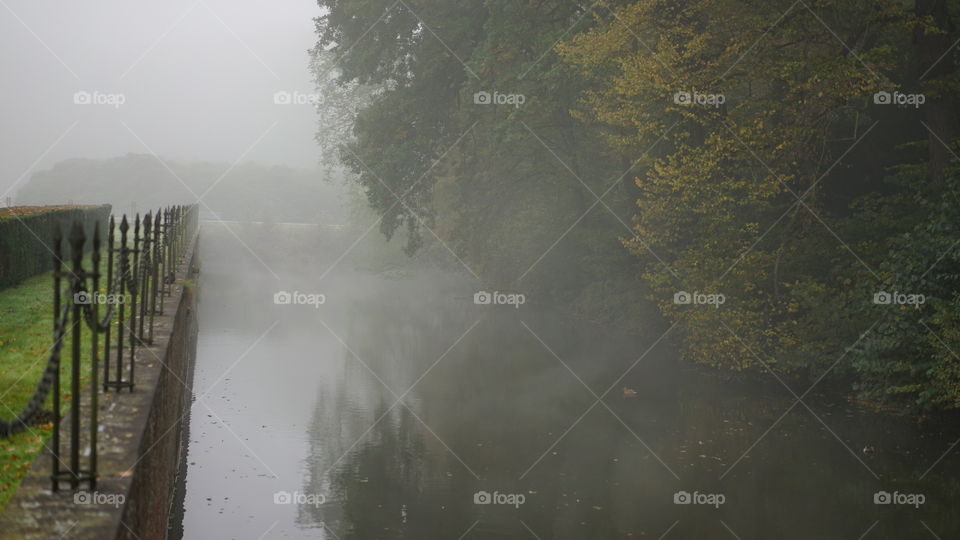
<box><xmin>176</xmin><ymin>223</ymin><xmax>960</xmax><ymax>539</ymax></box>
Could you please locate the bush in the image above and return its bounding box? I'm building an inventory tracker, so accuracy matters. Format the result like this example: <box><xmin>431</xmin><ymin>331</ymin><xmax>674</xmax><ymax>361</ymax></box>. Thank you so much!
<box><xmin>0</xmin><ymin>205</ymin><xmax>111</xmax><ymax>290</ymax></box>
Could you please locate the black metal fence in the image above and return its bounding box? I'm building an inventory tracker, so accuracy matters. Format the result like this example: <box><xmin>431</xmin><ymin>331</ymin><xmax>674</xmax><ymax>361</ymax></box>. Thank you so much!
<box><xmin>0</xmin><ymin>204</ymin><xmax>198</xmax><ymax>491</ymax></box>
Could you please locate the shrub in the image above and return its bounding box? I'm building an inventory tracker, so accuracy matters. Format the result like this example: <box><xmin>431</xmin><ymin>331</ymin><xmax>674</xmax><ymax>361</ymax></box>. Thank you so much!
<box><xmin>0</xmin><ymin>205</ymin><xmax>111</xmax><ymax>290</ymax></box>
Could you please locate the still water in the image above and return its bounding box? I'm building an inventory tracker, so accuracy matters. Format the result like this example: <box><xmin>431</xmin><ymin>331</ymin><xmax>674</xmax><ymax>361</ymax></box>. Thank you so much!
<box><xmin>177</xmin><ymin>224</ymin><xmax>960</xmax><ymax>539</ymax></box>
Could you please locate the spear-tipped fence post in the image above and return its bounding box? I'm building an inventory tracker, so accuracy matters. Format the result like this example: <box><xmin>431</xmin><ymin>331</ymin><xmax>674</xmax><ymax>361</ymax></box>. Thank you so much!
<box><xmin>150</xmin><ymin>212</ymin><xmax>161</xmax><ymax>330</ymax></box>
<box><xmin>50</xmin><ymin>225</ymin><xmax>62</xmax><ymax>490</ymax></box>
<box><xmin>139</xmin><ymin>213</ymin><xmax>151</xmax><ymax>342</ymax></box>
<box><xmin>173</xmin><ymin>207</ymin><xmax>178</xmax><ymax>259</ymax></box>
<box><xmin>68</xmin><ymin>222</ymin><xmax>84</xmax><ymax>490</ymax></box>
<box><xmin>177</xmin><ymin>206</ymin><xmax>184</xmax><ymax>260</ymax></box>
<box><xmin>106</xmin><ymin>216</ymin><xmax>133</xmax><ymax>392</ymax></box>
<box><xmin>103</xmin><ymin>217</ymin><xmax>114</xmax><ymax>392</ymax></box>
<box><xmin>166</xmin><ymin>207</ymin><xmax>175</xmax><ymax>293</ymax></box>
<box><xmin>128</xmin><ymin>215</ymin><xmax>140</xmax><ymax>388</ymax></box>
<box><xmin>163</xmin><ymin>208</ymin><xmax>172</xmax><ymax>301</ymax></box>
<box><xmin>89</xmin><ymin>222</ymin><xmax>101</xmax><ymax>489</ymax></box>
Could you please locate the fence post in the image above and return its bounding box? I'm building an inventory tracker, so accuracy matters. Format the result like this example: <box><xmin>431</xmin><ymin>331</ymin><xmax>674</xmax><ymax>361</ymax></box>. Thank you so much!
<box><xmin>103</xmin><ymin>217</ymin><xmax>114</xmax><ymax>392</ymax></box>
<box><xmin>177</xmin><ymin>206</ymin><xmax>183</xmax><ymax>261</ymax></box>
<box><xmin>89</xmin><ymin>222</ymin><xmax>100</xmax><ymax>490</ymax></box>
<box><xmin>149</xmin><ymin>212</ymin><xmax>160</xmax><ymax>339</ymax></box>
<box><xmin>128</xmin><ymin>216</ymin><xmax>140</xmax><ymax>388</ymax></box>
<box><xmin>105</xmin><ymin>216</ymin><xmax>133</xmax><ymax>392</ymax></box>
<box><xmin>68</xmin><ymin>223</ymin><xmax>84</xmax><ymax>490</ymax></box>
<box><xmin>160</xmin><ymin>208</ymin><xmax>170</xmax><ymax>306</ymax></box>
<box><xmin>116</xmin><ymin>216</ymin><xmax>127</xmax><ymax>390</ymax></box>
<box><xmin>139</xmin><ymin>213</ymin><xmax>151</xmax><ymax>343</ymax></box>
<box><xmin>50</xmin><ymin>226</ymin><xmax>62</xmax><ymax>491</ymax></box>
<box><xmin>166</xmin><ymin>207</ymin><xmax>175</xmax><ymax>296</ymax></box>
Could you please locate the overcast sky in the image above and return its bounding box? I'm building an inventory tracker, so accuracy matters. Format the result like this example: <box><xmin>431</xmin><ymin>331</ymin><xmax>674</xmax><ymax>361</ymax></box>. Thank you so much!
<box><xmin>0</xmin><ymin>0</ymin><xmax>325</xmax><ymax>200</ymax></box>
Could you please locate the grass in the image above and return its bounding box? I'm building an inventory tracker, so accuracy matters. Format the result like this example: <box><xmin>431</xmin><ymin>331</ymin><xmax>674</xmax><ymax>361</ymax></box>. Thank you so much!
<box><xmin>0</xmin><ymin>254</ymin><xmax>110</xmax><ymax>509</ymax></box>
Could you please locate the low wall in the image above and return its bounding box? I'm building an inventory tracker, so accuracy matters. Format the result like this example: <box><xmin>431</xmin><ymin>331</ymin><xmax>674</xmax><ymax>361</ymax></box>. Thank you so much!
<box><xmin>0</xmin><ymin>235</ymin><xmax>200</xmax><ymax>539</ymax></box>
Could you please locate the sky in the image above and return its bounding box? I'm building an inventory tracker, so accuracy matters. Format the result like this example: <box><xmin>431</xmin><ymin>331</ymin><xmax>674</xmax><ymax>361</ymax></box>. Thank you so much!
<box><xmin>0</xmin><ymin>0</ymin><xmax>326</xmax><ymax>201</ymax></box>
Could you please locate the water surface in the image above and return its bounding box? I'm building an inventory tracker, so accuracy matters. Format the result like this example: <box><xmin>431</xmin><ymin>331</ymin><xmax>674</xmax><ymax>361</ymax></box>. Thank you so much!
<box><xmin>178</xmin><ymin>224</ymin><xmax>960</xmax><ymax>539</ymax></box>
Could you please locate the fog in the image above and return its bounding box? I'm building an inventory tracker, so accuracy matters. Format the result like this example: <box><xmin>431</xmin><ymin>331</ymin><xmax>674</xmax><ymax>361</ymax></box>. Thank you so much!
<box><xmin>0</xmin><ymin>1</ymin><xmax>324</xmax><ymax>199</ymax></box>
<box><xmin>2</xmin><ymin>2</ymin><xmax>960</xmax><ymax>539</ymax></box>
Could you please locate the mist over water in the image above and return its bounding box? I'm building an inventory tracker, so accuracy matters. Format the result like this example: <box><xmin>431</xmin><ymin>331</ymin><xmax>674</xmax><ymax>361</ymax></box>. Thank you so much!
<box><xmin>2</xmin><ymin>1</ymin><xmax>959</xmax><ymax>539</ymax></box>
<box><xmin>179</xmin><ymin>223</ymin><xmax>960</xmax><ymax>539</ymax></box>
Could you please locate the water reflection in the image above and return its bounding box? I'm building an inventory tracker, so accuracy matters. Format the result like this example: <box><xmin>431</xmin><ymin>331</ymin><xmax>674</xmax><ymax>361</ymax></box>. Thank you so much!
<box><xmin>180</xmin><ymin>224</ymin><xmax>960</xmax><ymax>539</ymax></box>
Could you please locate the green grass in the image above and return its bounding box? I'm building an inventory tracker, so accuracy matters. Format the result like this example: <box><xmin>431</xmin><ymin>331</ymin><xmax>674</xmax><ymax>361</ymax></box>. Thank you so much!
<box><xmin>0</xmin><ymin>255</ymin><xmax>112</xmax><ymax>509</ymax></box>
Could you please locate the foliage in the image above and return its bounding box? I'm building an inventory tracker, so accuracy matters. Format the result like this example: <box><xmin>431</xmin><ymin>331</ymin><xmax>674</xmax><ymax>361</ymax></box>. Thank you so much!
<box><xmin>848</xmin><ymin>164</ymin><xmax>960</xmax><ymax>410</ymax></box>
<box><xmin>557</xmin><ymin>0</ymin><xmax>960</xmax><ymax>410</ymax></box>
<box><xmin>314</xmin><ymin>0</ymin><xmax>960</xmax><ymax>410</ymax></box>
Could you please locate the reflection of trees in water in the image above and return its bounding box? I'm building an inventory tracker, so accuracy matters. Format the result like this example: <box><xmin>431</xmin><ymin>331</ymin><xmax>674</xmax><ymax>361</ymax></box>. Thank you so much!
<box><xmin>301</xmin><ymin>402</ymin><xmax>469</xmax><ymax>538</ymax></box>
<box><xmin>283</xmin><ymin>274</ymin><xmax>960</xmax><ymax>538</ymax></box>
<box><xmin>297</xmin><ymin>290</ymin><xmax>474</xmax><ymax>537</ymax></box>
<box><xmin>294</xmin><ymin>296</ymin><xmax>459</xmax><ymax>536</ymax></box>
<box><xmin>293</xmin><ymin>294</ymin><xmax>689</xmax><ymax>538</ymax></box>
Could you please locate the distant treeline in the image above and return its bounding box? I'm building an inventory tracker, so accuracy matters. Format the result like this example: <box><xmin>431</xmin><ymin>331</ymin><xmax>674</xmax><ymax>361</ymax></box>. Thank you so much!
<box><xmin>313</xmin><ymin>0</ymin><xmax>960</xmax><ymax>411</ymax></box>
<box><xmin>16</xmin><ymin>155</ymin><xmax>348</xmax><ymax>224</ymax></box>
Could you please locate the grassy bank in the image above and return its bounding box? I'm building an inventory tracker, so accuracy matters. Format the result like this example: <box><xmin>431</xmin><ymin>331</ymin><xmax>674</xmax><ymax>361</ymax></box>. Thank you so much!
<box><xmin>0</xmin><ymin>255</ymin><xmax>108</xmax><ymax>509</ymax></box>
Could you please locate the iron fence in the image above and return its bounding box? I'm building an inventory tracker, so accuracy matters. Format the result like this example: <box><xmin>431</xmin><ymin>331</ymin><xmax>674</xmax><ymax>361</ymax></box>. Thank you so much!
<box><xmin>0</xmin><ymin>204</ymin><xmax>198</xmax><ymax>491</ymax></box>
